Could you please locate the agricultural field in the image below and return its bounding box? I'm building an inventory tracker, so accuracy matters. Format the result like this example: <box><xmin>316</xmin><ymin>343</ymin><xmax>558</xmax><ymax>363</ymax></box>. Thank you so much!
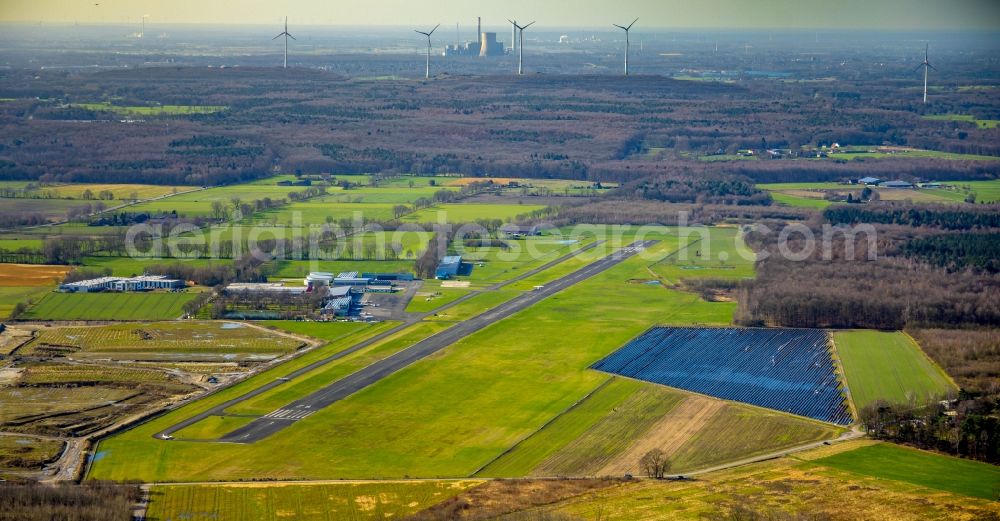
<box><xmin>813</xmin><ymin>442</ymin><xmax>1000</xmax><ymax>500</ymax></box>
<box><xmin>20</xmin><ymin>291</ymin><xmax>199</xmax><ymax>321</ymax></box>
<box><xmin>0</xmin><ymin>198</ymin><xmax>85</xmax><ymax>222</ymax></box>
<box><xmin>539</xmin><ymin>441</ymin><xmax>1000</xmax><ymax>520</ymax></box>
<box><xmin>0</xmin><ymin>264</ymin><xmax>70</xmax><ymax>287</ymax></box>
<box><xmin>769</xmin><ymin>192</ymin><xmax>833</xmax><ymax>208</ymax></box>
<box><xmin>82</xmin><ymin>256</ymin><xmax>231</xmax><ymax>277</ymax></box>
<box><xmin>70</xmin><ymin>102</ymin><xmax>227</xmax><ymax>116</ymax></box>
<box><xmin>23</xmin><ymin>321</ymin><xmax>304</xmax><ymax>361</ymax></box>
<box><xmin>0</xmin><ymin>237</ymin><xmax>44</xmax><ymax>250</ymax></box>
<box><xmin>940</xmin><ymin>179</ymin><xmax>1000</xmax><ymax>203</ymax></box>
<box><xmin>401</xmin><ymin>203</ymin><xmax>547</xmax><ymax>224</ymax></box>
<box><xmin>89</xmin><ymin>230</ymin><xmax>751</xmax><ymax>482</ymax></box>
<box><xmin>0</xmin><ymin>182</ymin><xmax>189</xmax><ymax>201</ymax></box>
<box><xmin>760</xmin><ymin>182</ymin><xmax>961</xmax><ymax>207</ymax></box>
<box><xmin>480</xmin><ymin>378</ymin><xmax>686</xmax><ymax>477</ymax></box>
<box><xmin>482</xmin><ymin>378</ymin><xmax>841</xmax><ymax>478</ymax></box>
<box><xmin>0</xmin><ymin>264</ymin><xmax>70</xmax><ymax>317</ymax></box>
<box><xmin>147</xmin><ymin>481</ymin><xmax>481</xmax><ymax>521</ymax></box>
<box><xmin>833</xmin><ymin>331</ymin><xmax>957</xmax><ymax>409</ymax></box>
<box><xmin>250</xmin><ymin>201</ymin><xmax>398</xmax><ymax>226</ymax></box>
<box><xmin>923</xmin><ymin>113</ymin><xmax>1000</xmax><ymax>129</ymax></box>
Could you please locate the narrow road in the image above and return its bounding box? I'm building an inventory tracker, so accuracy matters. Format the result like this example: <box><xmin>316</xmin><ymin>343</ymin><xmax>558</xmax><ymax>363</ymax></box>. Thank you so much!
<box><xmin>150</xmin><ymin>239</ymin><xmax>608</xmax><ymax>441</ymax></box>
<box><xmin>218</xmin><ymin>240</ymin><xmax>655</xmax><ymax>443</ymax></box>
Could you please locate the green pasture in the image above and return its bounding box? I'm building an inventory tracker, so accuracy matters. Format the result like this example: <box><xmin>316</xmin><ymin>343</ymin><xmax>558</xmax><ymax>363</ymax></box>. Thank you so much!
<box><xmin>21</xmin><ymin>291</ymin><xmax>198</xmax><ymax>321</ymax></box>
<box><xmin>71</xmin><ymin>102</ymin><xmax>227</xmax><ymax>116</ymax></box>
<box><xmin>833</xmin><ymin>331</ymin><xmax>956</xmax><ymax>409</ymax></box>
<box><xmin>401</xmin><ymin>204</ymin><xmax>547</xmax><ymax>224</ymax></box>
<box><xmin>814</xmin><ymin>442</ymin><xmax>1000</xmax><ymax>500</ymax></box>
<box><xmin>923</xmin><ymin>113</ymin><xmax>1000</xmax><ymax>129</ymax></box>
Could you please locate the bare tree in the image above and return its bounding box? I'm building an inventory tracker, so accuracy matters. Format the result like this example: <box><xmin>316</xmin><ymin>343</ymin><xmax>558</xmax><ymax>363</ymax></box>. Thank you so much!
<box><xmin>639</xmin><ymin>449</ymin><xmax>671</xmax><ymax>479</ymax></box>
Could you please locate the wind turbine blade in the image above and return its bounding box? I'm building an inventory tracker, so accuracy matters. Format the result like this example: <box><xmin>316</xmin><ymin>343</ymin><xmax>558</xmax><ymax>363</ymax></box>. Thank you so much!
<box><xmin>913</xmin><ymin>63</ymin><xmax>925</xmax><ymax>73</ymax></box>
<box><xmin>415</xmin><ymin>30</ymin><xmax>429</xmax><ymax>36</ymax></box>
<box><xmin>613</xmin><ymin>24</ymin><xmax>626</xmax><ymax>30</ymax></box>
<box><xmin>523</xmin><ymin>21</ymin><xmax>535</xmax><ymax>29</ymax></box>
<box><xmin>627</xmin><ymin>17</ymin><xmax>639</xmax><ymax>30</ymax></box>
<box><xmin>927</xmin><ymin>63</ymin><xmax>937</xmax><ymax>71</ymax></box>
<box><xmin>272</xmin><ymin>34</ymin><xmax>282</xmax><ymax>40</ymax></box>
<box><xmin>429</xmin><ymin>24</ymin><xmax>440</xmax><ymax>36</ymax></box>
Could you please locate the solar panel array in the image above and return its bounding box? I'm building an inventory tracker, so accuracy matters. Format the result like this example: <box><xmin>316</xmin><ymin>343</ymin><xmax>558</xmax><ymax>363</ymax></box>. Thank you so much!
<box><xmin>592</xmin><ymin>327</ymin><xmax>853</xmax><ymax>425</ymax></box>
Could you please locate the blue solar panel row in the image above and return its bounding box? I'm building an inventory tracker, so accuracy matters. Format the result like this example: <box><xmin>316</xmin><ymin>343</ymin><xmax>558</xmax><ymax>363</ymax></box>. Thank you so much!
<box><xmin>591</xmin><ymin>327</ymin><xmax>854</xmax><ymax>425</ymax></box>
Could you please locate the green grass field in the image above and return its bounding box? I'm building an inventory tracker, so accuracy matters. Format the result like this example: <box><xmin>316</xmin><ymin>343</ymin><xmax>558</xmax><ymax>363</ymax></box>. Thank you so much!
<box><xmin>814</xmin><ymin>443</ymin><xmax>1000</xmax><ymax>500</ymax></box>
<box><xmin>258</xmin><ymin>321</ymin><xmax>371</xmax><ymax>342</ymax></box>
<box><xmin>405</xmin><ymin>286</ymin><xmax>473</xmax><ymax>313</ymax></box>
<box><xmin>71</xmin><ymin>102</ymin><xmax>227</xmax><ymax>116</ymax></box>
<box><xmin>82</xmin><ymin>256</ymin><xmax>232</xmax><ymax>277</ymax></box>
<box><xmin>269</xmin><ymin>260</ymin><xmax>415</xmax><ymax>279</ymax></box>
<box><xmin>648</xmin><ymin>226</ymin><xmax>755</xmax><ymax>285</ymax></box>
<box><xmin>23</xmin><ymin>321</ymin><xmax>302</xmax><ymax>358</ymax></box>
<box><xmin>173</xmin><ymin>416</ymin><xmax>257</xmax><ymax>440</ymax></box>
<box><xmin>769</xmin><ymin>192</ymin><xmax>833</xmax><ymax>209</ymax></box>
<box><xmin>251</xmin><ymin>202</ymin><xmax>397</xmax><ymax>226</ymax></box>
<box><xmin>401</xmin><ymin>204</ymin><xmax>547</xmax><ymax>224</ymax></box>
<box><xmin>923</xmin><ymin>113</ymin><xmax>1000</xmax><ymax>129</ymax></box>
<box><xmin>147</xmin><ymin>481</ymin><xmax>480</xmax><ymax>521</ymax></box>
<box><xmin>89</xmin><ymin>231</ymin><xmax>742</xmax><ymax>481</ymax></box>
<box><xmin>833</xmin><ymin>331</ymin><xmax>956</xmax><ymax>409</ymax></box>
<box><xmin>21</xmin><ymin>292</ymin><xmax>199</xmax><ymax>321</ymax></box>
<box><xmin>485</xmin><ymin>378</ymin><xmax>686</xmax><ymax>477</ymax></box>
<box><xmin>0</xmin><ymin>183</ymin><xmax>188</xmax><ymax>201</ymax></box>
<box><xmin>0</xmin><ymin>286</ymin><xmax>51</xmax><ymax>317</ymax></box>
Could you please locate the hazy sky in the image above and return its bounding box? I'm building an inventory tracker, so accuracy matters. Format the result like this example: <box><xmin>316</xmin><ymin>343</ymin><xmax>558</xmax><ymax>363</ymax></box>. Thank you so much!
<box><xmin>2</xmin><ymin>0</ymin><xmax>999</xmax><ymax>29</ymax></box>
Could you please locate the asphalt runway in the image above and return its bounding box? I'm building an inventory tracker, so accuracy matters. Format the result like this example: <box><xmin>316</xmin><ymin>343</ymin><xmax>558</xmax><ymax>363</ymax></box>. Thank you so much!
<box><xmin>153</xmin><ymin>239</ymin><xmax>653</xmax><ymax>443</ymax></box>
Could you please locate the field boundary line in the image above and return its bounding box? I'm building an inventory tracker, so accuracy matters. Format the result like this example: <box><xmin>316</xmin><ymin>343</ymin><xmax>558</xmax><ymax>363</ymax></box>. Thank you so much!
<box><xmin>471</xmin><ymin>376</ymin><xmax>616</xmax><ymax>477</ymax></box>
<box><xmin>826</xmin><ymin>332</ymin><xmax>859</xmax><ymax>421</ymax></box>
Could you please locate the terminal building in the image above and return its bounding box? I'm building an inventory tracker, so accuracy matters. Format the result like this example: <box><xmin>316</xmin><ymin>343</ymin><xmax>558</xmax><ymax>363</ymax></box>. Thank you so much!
<box><xmin>59</xmin><ymin>275</ymin><xmax>185</xmax><ymax>293</ymax></box>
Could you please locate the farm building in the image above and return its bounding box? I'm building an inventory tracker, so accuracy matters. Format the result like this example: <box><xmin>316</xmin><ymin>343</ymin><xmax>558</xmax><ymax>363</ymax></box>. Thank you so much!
<box><xmin>882</xmin><ymin>180</ymin><xmax>914</xmax><ymax>188</ymax></box>
<box><xmin>859</xmin><ymin>176</ymin><xmax>882</xmax><ymax>185</ymax></box>
<box><xmin>59</xmin><ymin>275</ymin><xmax>185</xmax><ymax>293</ymax></box>
<box><xmin>224</xmin><ymin>283</ymin><xmax>307</xmax><ymax>295</ymax></box>
<box><xmin>435</xmin><ymin>256</ymin><xmax>463</xmax><ymax>279</ymax></box>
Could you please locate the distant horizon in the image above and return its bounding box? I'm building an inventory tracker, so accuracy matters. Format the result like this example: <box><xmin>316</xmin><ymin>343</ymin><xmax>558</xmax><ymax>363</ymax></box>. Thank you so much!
<box><xmin>1</xmin><ymin>0</ymin><xmax>999</xmax><ymax>30</ymax></box>
<box><xmin>3</xmin><ymin>21</ymin><xmax>1000</xmax><ymax>33</ymax></box>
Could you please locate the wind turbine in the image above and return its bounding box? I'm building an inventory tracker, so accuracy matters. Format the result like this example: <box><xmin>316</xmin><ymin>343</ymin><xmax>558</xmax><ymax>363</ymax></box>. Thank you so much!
<box><xmin>613</xmin><ymin>17</ymin><xmax>638</xmax><ymax>76</ymax></box>
<box><xmin>415</xmin><ymin>24</ymin><xmax>440</xmax><ymax>79</ymax></box>
<box><xmin>272</xmin><ymin>17</ymin><xmax>296</xmax><ymax>69</ymax></box>
<box><xmin>508</xmin><ymin>20</ymin><xmax>535</xmax><ymax>75</ymax></box>
<box><xmin>915</xmin><ymin>43</ymin><xmax>936</xmax><ymax>104</ymax></box>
